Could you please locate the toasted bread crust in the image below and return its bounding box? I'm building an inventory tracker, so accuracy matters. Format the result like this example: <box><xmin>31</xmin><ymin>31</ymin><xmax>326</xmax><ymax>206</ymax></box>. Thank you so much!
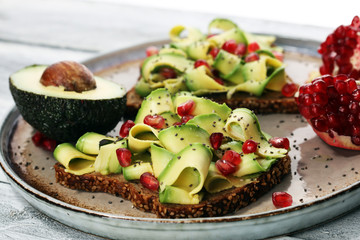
<box><xmin>125</xmin><ymin>87</ymin><xmax>297</xmax><ymax>117</ymax></box>
<box><xmin>54</xmin><ymin>155</ymin><xmax>290</xmax><ymax>218</ymax></box>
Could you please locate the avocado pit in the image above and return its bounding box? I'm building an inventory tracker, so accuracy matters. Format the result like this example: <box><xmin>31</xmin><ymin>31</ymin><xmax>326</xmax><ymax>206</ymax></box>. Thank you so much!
<box><xmin>40</xmin><ymin>61</ymin><xmax>96</xmax><ymax>93</ymax></box>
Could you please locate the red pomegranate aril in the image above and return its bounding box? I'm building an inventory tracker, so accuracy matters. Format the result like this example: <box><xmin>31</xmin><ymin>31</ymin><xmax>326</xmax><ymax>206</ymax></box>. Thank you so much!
<box><xmin>159</xmin><ymin>67</ymin><xmax>177</xmax><ymax>79</ymax></box>
<box><xmin>272</xmin><ymin>192</ymin><xmax>293</xmax><ymax>208</ymax></box>
<box><xmin>214</xmin><ymin>77</ymin><xmax>224</xmax><ymax>85</ymax></box>
<box><xmin>242</xmin><ymin>139</ymin><xmax>258</xmax><ymax>154</ymax></box>
<box><xmin>352</xmin><ymin>89</ymin><xmax>360</xmax><ymax>101</ymax></box>
<box><xmin>32</xmin><ymin>131</ymin><xmax>44</xmax><ymax>146</ymax></box>
<box><xmin>310</xmin><ymin>104</ymin><xmax>326</xmax><ymax>117</ymax></box>
<box><xmin>234</xmin><ymin>43</ymin><xmax>246</xmax><ymax>56</ymax></box>
<box><xmin>177</xmin><ymin>99</ymin><xmax>195</xmax><ymax>116</ymax></box>
<box><xmin>244</xmin><ymin>52</ymin><xmax>259</xmax><ymax>62</ymax></box>
<box><xmin>247</xmin><ymin>42</ymin><xmax>260</xmax><ymax>53</ymax></box>
<box><xmin>194</xmin><ymin>59</ymin><xmax>210</xmax><ymax>69</ymax></box>
<box><xmin>181</xmin><ymin>115</ymin><xmax>194</xmax><ymax>123</ymax></box>
<box><xmin>327</xmin><ymin>86</ymin><xmax>339</xmax><ymax>99</ymax></box>
<box><xmin>146</xmin><ymin>46</ymin><xmax>159</xmax><ymax>57</ymax></box>
<box><xmin>335</xmin><ymin>74</ymin><xmax>348</xmax><ymax>81</ymax></box>
<box><xmin>338</xmin><ymin>105</ymin><xmax>349</xmax><ymax>116</ymax></box>
<box><xmin>140</xmin><ymin>172</ymin><xmax>159</xmax><ymax>191</ymax></box>
<box><xmin>143</xmin><ymin>115</ymin><xmax>165</xmax><ymax>129</ymax></box>
<box><xmin>215</xmin><ymin>159</ymin><xmax>237</xmax><ymax>176</ymax></box>
<box><xmin>348</xmin><ymin>114</ymin><xmax>357</xmax><ymax>125</ymax></box>
<box><xmin>281</xmin><ymin>83</ymin><xmax>298</xmax><ymax>97</ymax></box>
<box><xmin>209</xmin><ymin>47</ymin><xmax>220</xmax><ymax>58</ymax></box>
<box><xmin>210</xmin><ymin>132</ymin><xmax>223</xmax><ymax>150</ymax></box>
<box><xmin>269</xmin><ymin>137</ymin><xmax>290</xmax><ymax>150</ymax></box>
<box><xmin>311</xmin><ymin>117</ymin><xmax>328</xmax><ymax>132</ymax></box>
<box><xmin>116</xmin><ymin>148</ymin><xmax>132</xmax><ymax>167</ymax></box>
<box><xmin>351</xmin><ymin>136</ymin><xmax>360</xmax><ymax>146</ymax></box>
<box><xmin>242</xmin><ymin>140</ymin><xmax>258</xmax><ymax>154</ymax></box>
<box><xmin>222</xmin><ymin>150</ymin><xmax>241</xmax><ymax>165</ymax></box>
<box><xmin>335</xmin><ymin>80</ymin><xmax>348</xmax><ymax>94</ymax></box>
<box><xmin>42</xmin><ymin>139</ymin><xmax>57</xmax><ymax>152</ymax></box>
<box><xmin>327</xmin><ymin>113</ymin><xmax>340</xmax><ymax>128</ymax></box>
<box><xmin>299</xmin><ymin>83</ymin><xmax>313</xmax><ymax>94</ymax></box>
<box><xmin>346</xmin><ymin>78</ymin><xmax>357</xmax><ymax>94</ymax></box>
<box><xmin>339</xmin><ymin>94</ymin><xmax>352</xmax><ymax>105</ymax></box>
<box><xmin>119</xmin><ymin>120</ymin><xmax>135</xmax><ymax>138</ymax></box>
<box><xmin>272</xmin><ymin>51</ymin><xmax>284</xmax><ymax>61</ymax></box>
<box><xmin>299</xmin><ymin>105</ymin><xmax>313</xmax><ymax>119</ymax></box>
<box><xmin>300</xmin><ymin>94</ymin><xmax>313</xmax><ymax>106</ymax></box>
<box><xmin>321</xmin><ymin>75</ymin><xmax>334</xmax><ymax>86</ymax></box>
<box><xmin>312</xmin><ymin>79</ymin><xmax>327</xmax><ymax>93</ymax></box>
<box><xmin>352</xmin><ymin>125</ymin><xmax>360</xmax><ymax>136</ymax></box>
<box><xmin>312</xmin><ymin>93</ymin><xmax>328</xmax><ymax>106</ymax></box>
<box><xmin>222</xmin><ymin>40</ymin><xmax>238</xmax><ymax>54</ymax></box>
<box><xmin>349</xmin><ymin>101</ymin><xmax>360</xmax><ymax>114</ymax></box>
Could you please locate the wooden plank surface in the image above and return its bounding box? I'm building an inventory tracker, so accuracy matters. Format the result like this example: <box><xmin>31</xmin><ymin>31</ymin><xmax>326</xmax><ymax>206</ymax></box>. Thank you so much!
<box><xmin>0</xmin><ymin>0</ymin><xmax>359</xmax><ymax>239</ymax></box>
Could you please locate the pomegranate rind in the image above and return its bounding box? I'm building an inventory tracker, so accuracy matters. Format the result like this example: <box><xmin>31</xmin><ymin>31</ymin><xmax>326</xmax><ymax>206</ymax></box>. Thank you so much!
<box><xmin>311</xmin><ymin>126</ymin><xmax>360</xmax><ymax>150</ymax></box>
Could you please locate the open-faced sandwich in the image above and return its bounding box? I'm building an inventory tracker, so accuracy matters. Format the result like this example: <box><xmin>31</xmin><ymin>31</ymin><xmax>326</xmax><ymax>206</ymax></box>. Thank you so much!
<box><xmin>127</xmin><ymin>18</ymin><xmax>299</xmax><ymax>115</ymax></box>
<box><xmin>54</xmin><ymin>88</ymin><xmax>291</xmax><ymax>218</ymax></box>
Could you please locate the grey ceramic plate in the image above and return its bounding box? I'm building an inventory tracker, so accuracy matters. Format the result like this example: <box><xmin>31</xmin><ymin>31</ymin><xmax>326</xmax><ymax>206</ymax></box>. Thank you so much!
<box><xmin>2</xmin><ymin>38</ymin><xmax>360</xmax><ymax>240</ymax></box>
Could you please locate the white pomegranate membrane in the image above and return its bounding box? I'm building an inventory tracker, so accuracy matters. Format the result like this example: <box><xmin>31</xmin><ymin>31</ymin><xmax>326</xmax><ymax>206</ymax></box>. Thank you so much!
<box><xmin>296</xmin><ymin>74</ymin><xmax>360</xmax><ymax>148</ymax></box>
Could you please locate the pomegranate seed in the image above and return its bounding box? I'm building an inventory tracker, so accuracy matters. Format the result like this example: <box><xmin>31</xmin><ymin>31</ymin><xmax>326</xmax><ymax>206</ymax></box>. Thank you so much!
<box><xmin>346</xmin><ymin>78</ymin><xmax>357</xmax><ymax>94</ymax></box>
<box><xmin>143</xmin><ymin>115</ymin><xmax>165</xmax><ymax>129</ymax></box>
<box><xmin>312</xmin><ymin>79</ymin><xmax>327</xmax><ymax>93</ymax></box>
<box><xmin>310</xmin><ymin>104</ymin><xmax>326</xmax><ymax>117</ymax></box>
<box><xmin>352</xmin><ymin>89</ymin><xmax>360</xmax><ymax>101</ymax></box>
<box><xmin>173</xmin><ymin>122</ymin><xmax>182</xmax><ymax>126</ymax></box>
<box><xmin>215</xmin><ymin>159</ymin><xmax>237</xmax><ymax>176</ymax></box>
<box><xmin>312</xmin><ymin>93</ymin><xmax>328</xmax><ymax>106</ymax></box>
<box><xmin>272</xmin><ymin>192</ymin><xmax>293</xmax><ymax>208</ymax></box>
<box><xmin>299</xmin><ymin>83</ymin><xmax>313</xmax><ymax>94</ymax></box>
<box><xmin>321</xmin><ymin>75</ymin><xmax>335</xmax><ymax>86</ymax></box>
<box><xmin>351</xmin><ymin>125</ymin><xmax>360</xmax><ymax>136</ymax></box>
<box><xmin>159</xmin><ymin>67</ymin><xmax>177</xmax><ymax>79</ymax></box>
<box><xmin>269</xmin><ymin>137</ymin><xmax>290</xmax><ymax>149</ymax></box>
<box><xmin>339</xmin><ymin>94</ymin><xmax>351</xmax><ymax>105</ymax></box>
<box><xmin>327</xmin><ymin>113</ymin><xmax>340</xmax><ymax>128</ymax></box>
<box><xmin>209</xmin><ymin>47</ymin><xmax>220</xmax><ymax>58</ymax></box>
<box><xmin>300</xmin><ymin>94</ymin><xmax>313</xmax><ymax>106</ymax></box>
<box><xmin>145</xmin><ymin>46</ymin><xmax>159</xmax><ymax>57</ymax></box>
<box><xmin>181</xmin><ymin>115</ymin><xmax>194</xmax><ymax>123</ymax></box>
<box><xmin>32</xmin><ymin>131</ymin><xmax>44</xmax><ymax>146</ymax></box>
<box><xmin>222</xmin><ymin>150</ymin><xmax>241</xmax><ymax>165</ymax></box>
<box><xmin>311</xmin><ymin>117</ymin><xmax>328</xmax><ymax>132</ymax></box>
<box><xmin>299</xmin><ymin>105</ymin><xmax>313</xmax><ymax>119</ymax></box>
<box><xmin>349</xmin><ymin>101</ymin><xmax>360</xmax><ymax>114</ymax></box>
<box><xmin>272</xmin><ymin>51</ymin><xmax>284</xmax><ymax>61</ymax></box>
<box><xmin>234</xmin><ymin>43</ymin><xmax>246</xmax><ymax>56</ymax></box>
<box><xmin>177</xmin><ymin>99</ymin><xmax>195</xmax><ymax>116</ymax></box>
<box><xmin>42</xmin><ymin>138</ymin><xmax>57</xmax><ymax>152</ymax></box>
<box><xmin>247</xmin><ymin>42</ymin><xmax>260</xmax><ymax>53</ymax></box>
<box><xmin>222</xmin><ymin>40</ymin><xmax>238</xmax><ymax>54</ymax></box>
<box><xmin>140</xmin><ymin>172</ymin><xmax>159</xmax><ymax>191</ymax></box>
<box><xmin>327</xmin><ymin>86</ymin><xmax>339</xmax><ymax>99</ymax></box>
<box><xmin>119</xmin><ymin>120</ymin><xmax>135</xmax><ymax>138</ymax></box>
<box><xmin>210</xmin><ymin>132</ymin><xmax>223</xmax><ymax>150</ymax></box>
<box><xmin>242</xmin><ymin>140</ymin><xmax>258</xmax><ymax>154</ymax></box>
<box><xmin>214</xmin><ymin>77</ymin><xmax>224</xmax><ymax>85</ymax></box>
<box><xmin>244</xmin><ymin>52</ymin><xmax>259</xmax><ymax>62</ymax></box>
<box><xmin>281</xmin><ymin>83</ymin><xmax>298</xmax><ymax>97</ymax></box>
<box><xmin>351</xmin><ymin>136</ymin><xmax>360</xmax><ymax>146</ymax></box>
<box><xmin>116</xmin><ymin>148</ymin><xmax>132</xmax><ymax>167</ymax></box>
<box><xmin>194</xmin><ymin>59</ymin><xmax>210</xmax><ymax>69</ymax></box>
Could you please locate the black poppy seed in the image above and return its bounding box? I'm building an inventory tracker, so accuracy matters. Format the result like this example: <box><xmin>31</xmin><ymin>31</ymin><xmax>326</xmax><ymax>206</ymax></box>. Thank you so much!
<box><xmin>180</xmin><ymin>138</ymin><xmax>184</xmax><ymax>141</ymax></box>
<box><xmin>276</xmin><ymin>125</ymin><xmax>280</xmax><ymax>128</ymax></box>
<box><xmin>328</xmin><ymin>182</ymin><xmax>332</xmax><ymax>185</ymax></box>
<box><xmin>34</xmin><ymin>166</ymin><xmax>39</xmax><ymax>170</ymax></box>
<box><xmin>299</xmin><ymin>177</ymin><xmax>303</xmax><ymax>181</ymax></box>
<box><xmin>332</xmin><ymin>189</ymin><xmax>336</xmax><ymax>192</ymax></box>
<box><xmin>108</xmin><ymin>201</ymin><xmax>112</xmax><ymax>204</ymax></box>
<box><xmin>175</xmin><ymin>133</ymin><xmax>178</xmax><ymax>136</ymax></box>
<box><xmin>290</xmin><ymin>132</ymin><xmax>294</xmax><ymax>136</ymax></box>
<box><xmin>351</xmin><ymin>168</ymin><xmax>355</xmax><ymax>171</ymax></box>
<box><xmin>42</xmin><ymin>167</ymin><xmax>45</xmax><ymax>171</ymax></box>
<box><xmin>325</xmin><ymin>165</ymin><xmax>328</xmax><ymax>168</ymax></box>
<box><xmin>92</xmin><ymin>196</ymin><xmax>95</xmax><ymax>199</ymax></box>
<box><xmin>356</xmin><ymin>172</ymin><xmax>359</xmax><ymax>174</ymax></box>
<box><xmin>300</xmin><ymin>199</ymin><xmax>304</xmax><ymax>203</ymax></box>
<box><xmin>304</xmin><ymin>189</ymin><xmax>307</xmax><ymax>192</ymax></box>
<box><xmin>294</xmin><ymin>172</ymin><xmax>297</xmax><ymax>175</ymax></box>
<box><xmin>343</xmin><ymin>174</ymin><xmax>346</xmax><ymax>177</ymax></box>
<box><xmin>314</xmin><ymin>147</ymin><xmax>320</xmax><ymax>150</ymax></box>
<box><xmin>177</xmin><ymin>156</ymin><xmax>181</xmax><ymax>159</ymax></box>
<box><xmin>189</xmin><ymin>184</ymin><xmax>193</xmax><ymax>187</ymax></box>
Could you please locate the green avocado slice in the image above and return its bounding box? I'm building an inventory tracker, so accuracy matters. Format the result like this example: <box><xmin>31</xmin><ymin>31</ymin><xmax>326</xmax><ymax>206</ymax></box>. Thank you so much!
<box><xmin>158</xmin><ymin>143</ymin><xmax>212</xmax><ymax>204</ymax></box>
<box><xmin>76</xmin><ymin>132</ymin><xmax>116</xmax><ymax>155</ymax></box>
<box><xmin>224</xmin><ymin>108</ymin><xmax>288</xmax><ymax>158</ymax></box>
<box><xmin>54</xmin><ymin>143</ymin><xmax>96</xmax><ymax>175</ymax></box>
<box><xmin>158</xmin><ymin>124</ymin><xmax>211</xmax><ymax>154</ymax></box>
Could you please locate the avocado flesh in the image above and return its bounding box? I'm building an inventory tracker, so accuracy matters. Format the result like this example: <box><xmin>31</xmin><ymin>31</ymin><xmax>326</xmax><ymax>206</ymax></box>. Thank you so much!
<box><xmin>9</xmin><ymin>65</ymin><xmax>126</xmax><ymax>142</ymax></box>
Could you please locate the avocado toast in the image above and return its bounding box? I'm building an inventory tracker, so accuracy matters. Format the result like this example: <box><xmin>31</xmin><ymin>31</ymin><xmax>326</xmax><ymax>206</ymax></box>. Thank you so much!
<box><xmin>126</xmin><ymin>18</ymin><xmax>298</xmax><ymax>115</ymax></box>
<box><xmin>54</xmin><ymin>88</ymin><xmax>291</xmax><ymax>218</ymax></box>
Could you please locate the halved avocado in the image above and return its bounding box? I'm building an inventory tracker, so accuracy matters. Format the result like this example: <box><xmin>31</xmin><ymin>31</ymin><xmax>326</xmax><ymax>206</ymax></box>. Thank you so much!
<box><xmin>9</xmin><ymin>64</ymin><xmax>126</xmax><ymax>142</ymax></box>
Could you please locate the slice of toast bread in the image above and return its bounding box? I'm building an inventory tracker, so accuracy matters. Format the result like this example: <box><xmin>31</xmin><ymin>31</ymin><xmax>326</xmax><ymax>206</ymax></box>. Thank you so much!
<box><xmin>54</xmin><ymin>155</ymin><xmax>290</xmax><ymax>218</ymax></box>
<box><xmin>126</xmin><ymin>87</ymin><xmax>298</xmax><ymax>118</ymax></box>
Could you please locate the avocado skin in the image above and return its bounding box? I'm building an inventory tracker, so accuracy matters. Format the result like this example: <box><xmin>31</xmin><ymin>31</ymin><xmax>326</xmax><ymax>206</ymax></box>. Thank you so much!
<box><xmin>10</xmin><ymin>82</ymin><xmax>126</xmax><ymax>142</ymax></box>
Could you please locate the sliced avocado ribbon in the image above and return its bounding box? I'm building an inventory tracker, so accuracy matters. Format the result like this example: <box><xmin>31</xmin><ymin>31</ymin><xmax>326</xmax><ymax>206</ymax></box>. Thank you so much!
<box><xmin>158</xmin><ymin>143</ymin><xmax>212</xmax><ymax>204</ymax></box>
<box><xmin>128</xmin><ymin>123</ymin><xmax>161</xmax><ymax>153</ymax></box>
<box><xmin>54</xmin><ymin>143</ymin><xmax>96</xmax><ymax>175</ymax></box>
<box><xmin>224</xmin><ymin>108</ymin><xmax>287</xmax><ymax>158</ymax></box>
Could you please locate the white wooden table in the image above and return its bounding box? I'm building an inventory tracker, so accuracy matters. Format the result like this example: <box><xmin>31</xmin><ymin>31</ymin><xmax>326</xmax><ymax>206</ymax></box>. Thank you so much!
<box><xmin>1</xmin><ymin>0</ymin><xmax>360</xmax><ymax>239</ymax></box>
